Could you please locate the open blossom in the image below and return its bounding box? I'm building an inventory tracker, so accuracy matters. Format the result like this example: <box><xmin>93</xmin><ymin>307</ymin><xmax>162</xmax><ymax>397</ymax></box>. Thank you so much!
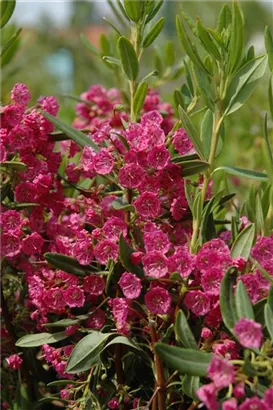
<box><xmin>134</xmin><ymin>192</ymin><xmax>161</xmax><ymax>218</ymax></box>
<box><xmin>6</xmin><ymin>354</ymin><xmax>23</xmax><ymax>370</ymax></box>
<box><xmin>111</xmin><ymin>298</ymin><xmax>129</xmax><ymax>329</ymax></box>
<box><xmin>0</xmin><ymin>210</ymin><xmax>22</xmax><ymax>232</ymax></box>
<box><xmin>145</xmin><ymin>287</ymin><xmax>171</xmax><ymax>315</ymax></box>
<box><xmin>21</xmin><ymin>232</ymin><xmax>44</xmax><ymax>255</ymax></box>
<box><xmin>143</xmin><ymin>228</ymin><xmax>171</xmax><ymax>254</ymax></box>
<box><xmin>43</xmin><ymin>288</ymin><xmax>66</xmax><ymax>311</ymax></box>
<box><xmin>264</xmin><ymin>387</ymin><xmax>273</xmax><ymax>409</ymax></box>
<box><xmin>184</xmin><ymin>290</ymin><xmax>211</xmax><ymax>316</ymax></box>
<box><xmin>233</xmin><ymin>318</ymin><xmax>263</xmax><ymax>349</ymax></box>
<box><xmin>1</xmin><ymin>232</ymin><xmax>21</xmax><ymax>257</ymax></box>
<box><xmin>201</xmin><ymin>267</ymin><xmax>223</xmax><ymax>295</ymax></box>
<box><xmin>168</xmin><ymin>247</ymin><xmax>194</xmax><ymax>278</ymax></box>
<box><xmin>147</xmin><ymin>145</ymin><xmax>170</xmax><ymax>170</ymax></box>
<box><xmin>207</xmin><ymin>355</ymin><xmax>235</xmax><ymax>389</ymax></box>
<box><xmin>102</xmin><ymin>217</ymin><xmax>127</xmax><ymax>241</ymax></box>
<box><xmin>63</xmin><ymin>286</ymin><xmax>85</xmax><ymax>308</ymax></box>
<box><xmin>223</xmin><ymin>398</ymin><xmax>238</xmax><ymax>410</ymax></box>
<box><xmin>196</xmin><ymin>383</ymin><xmax>218</xmax><ymax>410</ymax></box>
<box><xmin>172</xmin><ymin>128</ymin><xmax>193</xmax><ymax>155</ymax></box>
<box><xmin>11</xmin><ymin>83</ymin><xmax>31</xmax><ymax>105</ymax></box>
<box><xmin>143</xmin><ymin>252</ymin><xmax>169</xmax><ymax>278</ymax></box>
<box><xmin>83</xmin><ymin>275</ymin><xmax>105</xmax><ymax>296</ymax></box>
<box><xmin>118</xmin><ymin>272</ymin><xmax>142</xmax><ymax>299</ymax></box>
<box><xmin>94</xmin><ymin>239</ymin><xmax>118</xmax><ymax>264</ymax></box>
<box><xmin>239</xmin><ymin>397</ymin><xmax>267</xmax><ymax>410</ymax></box>
<box><xmin>93</xmin><ymin>148</ymin><xmax>114</xmax><ymax>175</ymax></box>
<box><xmin>118</xmin><ymin>163</ymin><xmax>145</xmax><ymax>188</ymax></box>
<box><xmin>85</xmin><ymin>309</ymin><xmax>106</xmax><ymax>329</ymax></box>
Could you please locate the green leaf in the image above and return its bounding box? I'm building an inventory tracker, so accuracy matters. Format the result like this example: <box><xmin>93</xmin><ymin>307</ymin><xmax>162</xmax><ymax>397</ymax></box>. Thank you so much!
<box><xmin>224</xmin><ymin>55</ymin><xmax>268</xmax><ymax>116</ymax></box>
<box><xmin>181</xmin><ymin>374</ymin><xmax>199</xmax><ymax>401</ymax></box>
<box><xmin>175</xmin><ymin>310</ymin><xmax>198</xmax><ymax>349</ymax></box>
<box><xmin>178</xmin><ymin>106</ymin><xmax>205</xmax><ymax>160</ymax></box>
<box><xmin>165</xmin><ymin>41</ymin><xmax>175</xmax><ymax>66</ymax></box>
<box><xmin>268</xmin><ymin>285</ymin><xmax>273</xmax><ymax>310</ymax></box>
<box><xmin>265</xmin><ymin>26</ymin><xmax>273</xmax><ymax>71</ymax></box>
<box><xmin>14</xmin><ymin>379</ymin><xmax>30</xmax><ymax>410</ymax></box>
<box><xmin>80</xmin><ymin>33</ymin><xmax>99</xmax><ymax>56</ymax></box>
<box><xmin>112</xmin><ymin>200</ymin><xmax>134</xmax><ymax>212</ymax></box>
<box><xmin>213</xmin><ymin>166</ymin><xmax>268</xmax><ymax>182</ymax></box>
<box><xmin>255</xmin><ymin>194</ymin><xmax>265</xmax><ymax>235</ymax></box>
<box><xmin>263</xmin><ymin>114</ymin><xmax>273</xmax><ymax>178</ymax></box>
<box><xmin>230</xmin><ymin>223</ymin><xmax>255</xmax><ymax>259</ymax></box>
<box><xmin>44</xmin><ymin>253</ymin><xmax>95</xmax><ymax>277</ymax></box>
<box><xmin>103</xmin><ymin>336</ymin><xmax>144</xmax><ymax>355</ymax></box>
<box><xmin>142</xmin><ymin>17</ymin><xmax>165</xmax><ymax>48</ymax></box>
<box><xmin>123</xmin><ymin>0</ymin><xmax>144</xmax><ymax>22</ymax></box>
<box><xmin>268</xmin><ymin>76</ymin><xmax>273</xmax><ymax>121</ymax></box>
<box><xmin>194</xmin><ymin>66</ymin><xmax>215</xmax><ymax>111</ymax></box>
<box><xmin>264</xmin><ymin>304</ymin><xmax>273</xmax><ymax>341</ymax></box>
<box><xmin>174</xmin><ymin>88</ymin><xmax>185</xmax><ymax>110</ymax></box>
<box><xmin>16</xmin><ymin>332</ymin><xmax>68</xmax><ymax>347</ymax></box>
<box><xmin>175</xmin><ymin>160</ymin><xmax>210</xmax><ymax>177</ymax></box>
<box><xmin>253</xmin><ymin>298</ymin><xmax>266</xmax><ymax>325</ymax></box>
<box><xmin>0</xmin><ymin>161</ymin><xmax>26</xmax><ymax>171</ymax></box>
<box><xmin>43</xmin><ymin>318</ymin><xmax>83</xmax><ymax>328</ymax></box>
<box><xmin>1</xmin><ymin>27</ymin><xmax>21</xmax><ymax>63</ymax></box>
<box><xmin>235</xmin><ymin>280</ymin><xmax>254</xmax><ymax>320</ymax></box>
<box><xmin>176</xmin><ymin>16</ymin><xmax>208</xmax><ymax>74</ymax></box>
<box><xmin>220</xmin><ymin>267</ymin><xmax>238</xmax><ymax>332</ymax></box>
<box><xmin>145</xmin><ymin>0</ymin><xmax>163</xmax><ymax>24</ymax></box>
<box><xmin>119</xmin><ymin>234</ymin><xmax>144</xmax><ymax>277</ymax></box>
<box><xmin>117</xmin><ymin>36</ymin><xmax>139</xmax><ymax>81</ymax></box>
<box><xmin>41</xmin><ymin>111</ymin><xmax>99</xmax><ymax>151</ymax></box>
<box><xmin>201</xmin><ymin>109</ymin><xmax>213</xmax><ymax>159</ymax></box>
<box><xmin>192</xmin><ymin>191</ymin><xmax>202</xmax><ymax>222</ymax></box>
<box><xmin>102</xmin><ymin>56</ymin><xmax>122</xmax><ymax>68</ymax></box>
<box><xmin>196</xmin><ymin>18</ymin><xmax>221</xmax><ymax>60</ymax></box>
<box><xmin>102</xmin><ymin>17</ymin><xmax>122</xmax><ymax>36</ymax></box>
<box><xmin>0</xmin><ymin>0</ymin><xmax>16</xmax><ymax>28</ymax></box>
<box><xmin>133</xmin><ymin>81</ymin><xmax>148</xmax><ymax>118</ymax></box>
<box><xmin>228</xmin><ymin>1</ymin><xmax>244</xmax><ymax>74</ymax></box>
<box><xmin>100</xmin><ymin>33</ymin><xmax>111</xmax><ymax>55</ymax></box>
<box><xmin>217</xmin><ymin>4</ymin><xmax>232</xmax><ymax>33</ymax></box>
<box><xmin>155</xmin><ymin>344</ymin><xmax>212</xmax><ymax>377</ymax></box>
<box><xmin>66</xmin><ymin>331</ymin><xmax>112</xmax><ymax>373</ymax></box>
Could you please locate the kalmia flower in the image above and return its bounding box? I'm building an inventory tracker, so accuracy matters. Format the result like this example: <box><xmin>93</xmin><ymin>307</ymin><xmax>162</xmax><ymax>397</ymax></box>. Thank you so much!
<box><xmin>233</xmin><ymin>318</ymin><xmax>263</xmax><ymax>349</ymax></box>
<box><xmin>6</xmin><ymin>354</ymin><xmax>23</xmax><ymax>370</ymax></box>
<box><xmin>145</xmin><ymin>287</ymin><xmax>171</xmax><ymax>315</ymax></box>
<box><xmin>83</xmin><ymin>275</ymin><xmax>105</xmax><ymax>296</ymax></box>
<box><xmin>118</xmin><ymin>272</ymin><xmax>142</xmax><ymax>299</ymax></box>
<box><xmin>134</xmin><ymin>192</ymin><xmax>161</xmax><ymax>218</ymax></box>
<box><xmin>207</xmin><ymin>355</ymin><xmax>235</xmax><ymax>389</ymax></box>
<box><xmin>184</xmin><ymin>290</ymin><xmax>211</xmax><ymax>316</ymax></box>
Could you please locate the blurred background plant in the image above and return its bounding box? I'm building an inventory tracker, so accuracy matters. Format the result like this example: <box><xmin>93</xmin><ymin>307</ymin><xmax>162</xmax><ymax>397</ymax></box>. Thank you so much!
<box><xmin>1</xmin><ymin>0</ymin><xmax>273</xmax><ymax>199</ymax></box>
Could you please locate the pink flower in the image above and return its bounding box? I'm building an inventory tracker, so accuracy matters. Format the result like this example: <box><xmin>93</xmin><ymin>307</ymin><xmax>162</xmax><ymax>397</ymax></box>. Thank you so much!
<box><xmin>64</xmin><ymin>286</ymin><xmax>85</xmax><ymax>308</ymax></box>
<box><xmin>134</xmin><ymin>192</ymin><xmax>161</xmax><ymax>219</ymax></box>
<box><xmin>201</xmin><ymin>327</ymin><xmax>212</xmax><ymax>339</ymax></box>
<box><xmin>207</xmin><ymin>355</ymin><xmax>235</xmax><ymax>389</ymax></box>
<box><xmin>1</xmin><ymin>232</ymin><xmax>21</xmax><ymax>257</ymax></box>
<box><xmin>85</xmin><ymin>309</ymin><xmax>106</xmax><ymax>329</ymax></box>
<box><xmin>141</xmin><ymin>110</ymin><xmax>163</xmax><ymax>126</ymax></box>
<box><xmin>173</xmin><ymin>129</ymin><xmax>193</xmax><ymax>155</ymax></box>
<box><xmin>201</xmin><ymin>267</ymin><xmax>223</xmax><ymax>295</ymax></box>
<box><xmin>264</xmin><ymin>387</ymin><xmax>273</xmax><ymax>409</ymax></box>
<box><xmin>142</xmin><ymin>251</ymin><xmax>169</xmax><ymax>278</ymax></box>
<box><xmin>0</xmin><ymin>210</ymin><xmax>22</xmax><ymax>232</ymax></box>
<box><xmin>6</xmin><ymin>354</ymin><xmax>23</xmax><ymax>370</ymax></box>
<box><xmin>94</xmin><ymin>240</ymin><xmax>118</xmax><ymax>264</ymax></box>
<box><xmin>102</xmin><ymin>217</ymin><xmax>127</xmax><ymax>241</ymax></box>
<box><xmin>118</xmin><ymin>163</ymin><xmax>145</xmax><ymax>188</ymax></box>
<box><xmin>184</xmin><ymin>290</ymin><xmax>210</xmax><ymax>316</ymax></box>
<box><xmin>168</xmin><ymin>247</ymin><xmax>194</xmax><ymax>278</ymax></box>
<box><xmin>196</xmin><ymin>383</ymin><xmax>218</xmax><ymax>410</ymax></box>
<box><xmin>108</xmin><ymin>397</ymin><xmax>119</xmax><ymax>409</ymax></box>
<box><xmin>239</xmin><ymin>397</ymin><xmax>267</xmax><ymax>410</ymax></box>
<box><xmin>145</xmin><ymin>287</ymin><xmax>171</xmax><ymax>315</ymax></box>
<box><xmin>147</xmin><ymin>145</ymin><xmax>170</xmax><ymax>170</ymax></box>
<box><xmin>118</xmin><ymin>272</ymin><xmax>142</xmax><ymax>299</ymax></box>
<box><xmin>131</xmin><ymin>251</ymin><xmax>144</xmax><ymax>265</ymax></box>
<box><xmin>43</xmin><ymin>288</ymin><xmax>66</xmax><ymax>311</ymax></box>
<box><xmin>170</xmin><ymin>195</ymin><xmax>188</xmax><ymax>221</ymax></box>
<box><xmin>11</xmin><ymin>83</ymin><xmax>31</xmax><ymax>106</ymax></box>
<box><xmin>126</xmin><ymin>122</ymin><xmax>150</xmax><ymax>151</ymax></box>
<box><xmin>223</xmin><ymin>398</ymin><xmax>238</xmax><ymax>410</ymax></box>
<box><xmin>233</xmin><ymin>383</ymin><xmax>245</xmax><ymax>399</ymax></box>
<box><xmin>22</xmin><ymin>232</ymin><xmax>44</xmax><ymax>255</ymax></box>
<box><xmin>2</xmin><ymin>104</ymin><xmax>24</xmax><ymax>127</ymax></box>
<box><xmin>233</xmin><ymin>318</ymin><xmax>263</xmax><ymax>349</ymax></box>
<box><xmin>39</xmin><ymin>95</ymin><xmax>59</xmax><ymax>116</ymax></box>
<box><xmin>9</xmin><ymin>124</ymin><xmax>33</xmax><ymax>151</ymax></box>
<box><xmin>83</xmin><ymin>275</ymin><xmax>105</xmax><ymax>296</ymax></box>
<box><xmin>143</xmin><ymin>228</ymin><xmax>170</xmax><ymax>254</ymax></box>
<box><xmin>15</xmin><ymin>182</ymin><xmax>37</xmax><ymax>203</ymax></box>
<box><xmin>93</xmin><ymin>148</ymin><xmax>114</xmax><ymax>175</ymax></box>
<box><xmin>111</xmin><ymin>298</ymin><xmax>129</xmax><ymax>329</ymax></box>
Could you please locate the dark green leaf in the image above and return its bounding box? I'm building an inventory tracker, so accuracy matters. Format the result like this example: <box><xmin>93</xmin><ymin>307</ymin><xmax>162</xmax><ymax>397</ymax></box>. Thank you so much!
<box><xmin>196</xmin><ymin>18</ymin><xmax>221</xmax><ymax>60</ymax></box>
<box><xmin>44</xmin><ymin>253</ymin><xmax>95</xmax><ymax>277</ymax></box>
<box><xmin>102</xmin><ymin>17</ymin><xmax>122</xmax><ymax>36</ymax></box>
<box><xmin>41</xmin><ymin>111</ymin><xmax>99</xmax><ymax>151</ymax></box>
<box><xmin>175</xmin><ymin>160</ymin><xmax>209</xmax><ymax>177</ymax></box>
<box><xmin>142</xmin><ymin>17</ymin><xmax>165</xmax><ymax>48</ymax></box>
<box><xmin>103</xmin><ymin>336</ymin><xmax>142</xmax><ymax>353</ymax></box>
<box><xmin>224</xmin><ymin>55</ymin><xmax>268</xmax><ymax>116</ymax></box>
<box><xmin>14</xmin><ymin>379</ymin><xmax>30</xmax><ymax>410</ymax></box>
<box><xmin>43</xmin><ymin>318</ymin><xmax>82</xmax><ymax>328</ymax></box>
<box><xmin>253</xmin><ymin>298</ymin><xmax>266</xmax><ymax>325</ymax></box>
<box><xmin>174</xmin><ymin>88</ymin><xmax>185</xmax><ymax>110</ymax></box>
<box><xmin>181</xmin><ymin>374</ymin><xmax>199</xmax><ymax>401</ymax></box>
<box><xmin>235</xmin><ymin>280</ymin><xmax>254</xmax><ymax>320</ymax></box>
<box><xmin>119</xmin><ymin>234</ymin><xmax>144</xmax><ymax>277</ymax></box>
<box><xmin>123</xmin><ymin>0</ymin><xmax>144</xmax><ymax>22</ymax></box>
<box><xmin>1</xmin><ymin>28</ymin><xmax>21</xmax><ymax>62</ymax></box>
<box><xmin>117</xmin><ymin>36</ymin><xmax>139</xmax><ymax>81</ymax></box>
<box><xmin>175</xmin><ymin>310</ymin><xmax>198</xmax><ymax>349</ymax></box>
<box><xmin>194</xmin><ymin>67</ymin><xmax>215</xmax><ymax>111</ymax></box>
<box><xmin>264</xmin><ymin>304</ymin><xmax>273</xmax><ymax>341</ymax></box>
<box><xmin>145</xmin><ymin>0</ymin><xmax>163</xmax><ymax>24</ymax></box>
<box><xmin>66</xmin><ymin>332</ymin><xmax>112</xmax><ymax>373</ymax></box>
<box><xmin>220</xmin><ymin>267</ymin><xmax>238</xmax><ymax>332</ymax></box>
<box><xmin>133</xmin><ymin>81</ymin><xmax>148</xmax><ymax>118</ymax></box>
<box><xmin>200</xmin><ymin>109</ymin><xmax>213</xmax><ymax>159</ymax></box>
<box><xmin>178</xmin><ymin>106</ymin><xmax>205</xmax><ymax>160</ymax></box>
<box><xmin>228</xmin><ymin>1</ymin><xmax>244</xmax><ymax>74</ymax></box>
<box><xmin>0</xmin><ymin>161</ymin><xmax>26</xmax><ymax>171</ymax></box>
<box><xmin>213</xmin><ymin>166</ymin><xmax>268</xmax><ymax>182</ymax></box>
<box><xmin>16</xmin><ymin>332</ymin><xmax>68</xmax><ymax>347</ymax></box>
<box><xmin>155</xmin><ymin>343</ymin><xmax>212</xmax><ymax>376</ymax></box>
<box><xmin>230</xmin><ymin>223</ymin><xmax>255</xmax><ymax>259</ymax></box>
<box><xmin>0</xmin><ymin>0</ymin><xmax>16</xmax><ymax>28</ymax></box>
<box><xmin>268</xmin><ymin>285</ymin><xmax>273</xmax><ymax>310</ymax></box>
<box><xmin>255</xmin><ymin>194</ymin><xmax>264</xmax><ymax>235</ymax></box>
<box><xmin>265</xmin><ymin>26</ymin><xmax>273</xmax><ymax>71</ymax></box>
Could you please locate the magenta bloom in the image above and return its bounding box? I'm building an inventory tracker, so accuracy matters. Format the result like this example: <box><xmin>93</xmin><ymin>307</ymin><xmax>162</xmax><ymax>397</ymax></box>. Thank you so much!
<box><xmin>0</xmin><ymin>210</ymin><xmax>22</xmax><ymax>232</ymax></box>
<box><xmin>118</xmin><ymin>163</ymin><xmax>145</xmax><ymax>188</ymax></box>
<box><xmin>142</xmin><ymin>251</ymin><xmax>169</xmax><ymax>278</ymax></box>
<box><xmin>264</xmin><ymin>387</ymin><xmax>273</xmax><ymax>409</ymax></box>
<box><xmin>93</xmin><ymin>148</ymin><xmax>114</xmax><ymax>175</ymax></box>
<box><xmin>239</xmin><ymin>397</ymin><xmax>267</xmax><ymax>410</ymax></box>
<box><xmin>134</xmin><ymin>192</ymin><xmax>161</xmax><ymax>218</ymax></box>
<box><xmin>147</xmin><ymin>145</ymin><xmax>170</xmax><ymax>170</ymax></box>
<box><xmin>222</xmin><ymin>398</ymin><xmax>238</xmax><ymax>410</ymax></box>
<box><xmin>118</xmin><ymin>272</ymin><xmax>142</xmax><ymax>299</ymax></box>
<box><xmin>43</xmin><ymin>288</ymin><xmax>66</xmax><ymax>311</ymax></box>
<box><xmin>207</xmin><ymin>355</ymin><xmax>235</xmax><ymax>389</ymax></box>
<box><xmin>6</xmin><ymin>354</ymin><xmax>23</xmax><ymax>370</ymax></box>
<box><xmin>233</xmin><ymin>318</ymin><xmax>263</xmax><ymax>349</ymax></box>
<box><xmin>1</xmin><ymin>232</ymin><xmax>21</xmax><ymax>258</ymax></box>
<box><xmin>184</xmin><ymin>290</ymin><xmax>210</xmax><ymax>316</ymax></box>
<box><xmin>196</xmin><ymin>383</ymin><xmax>218</xmax><ymax>410</ymax></box>
<box><xmin>83</xmin><ymin>275</ymin><xmax>105</xmax><ymax>295</ymax></box>
<box><xmin>145</xmin><ymin>287</ymin><xmax>171</xmax><ymax>315</ymax></box>
<box><xmin>172</xmin><ymin>128</ymin><xmax>193</xmax><ymax>155</ymax></box>
<box><xmin>11</xmin><ymin>83</ymin><xmax>31</xmax><ymax>106</ymax></box>
<box><xmin>85</xmin><ymin>309</ymin><xmax>106</xmax><ymax>329</ymax></box>
<box><xmin>94</xmin><ymin>239</ymin><xmax>118</xmax><ymax>264</ymax></box>
<box><xmin>143</xmin><ymin>228</ymin><xmax>171</xmax><ymax>254</ymax></box>
<box><xmin>168</xmin><ymin>246</ymin><xmax>194</xmax><ymax>278</ymax></box>
<box><xmin>21</xmin><ymin>232</ymin><xmax>44</xmax><ymax>255</ymax></box>
<box><xmin>102</xmin><ymin>216</ymin><xmax>127</xmax><ymax>241</ymax></box>
<box><xmin>111</xmin><ymin>297</ymin><xmax>129</xmax><ymax>329</ymax></box>
<box><xmin>63</xmin><ymin>286</ymin><xmax>85</xmax><ymax>308</ymax></box>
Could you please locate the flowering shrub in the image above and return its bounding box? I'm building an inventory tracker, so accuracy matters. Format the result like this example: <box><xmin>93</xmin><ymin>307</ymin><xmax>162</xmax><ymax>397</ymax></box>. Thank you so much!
<box><xmin>1</xmin><ymin>1</ymin><xmax>273</xmax><ymax>410</ymax></box>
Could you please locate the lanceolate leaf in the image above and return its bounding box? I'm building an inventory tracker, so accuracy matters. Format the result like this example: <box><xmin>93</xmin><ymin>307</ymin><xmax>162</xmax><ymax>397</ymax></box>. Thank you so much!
<box><xmin>220</xmin><ymin>267</ymin><xmax>238</xmax><ymax>332</ymax></box>
<box><xmin>230</xmin><ymin>223</ymin><xmax>255</xmax><ymax>259</ymax></box>
<box><xmin>41</xmin><ymin>111</ymin><xmax>99</xmax><ymax>151</ymax></box>
<box><xmin>142</xmin><ymin>17</ymin><xmax>165</xmax><ymax>48</ymax></box>
<box><xmin>80</xmin><ymin>33</ymin><xmax>99</xmax><ymax>56</ymax></box>
<box><xmin>1</xmin><ymin>161</ymin><xmax>26</xmax><ymax>171</ymax></box>
<box><xmin>175</xmin><ymin>310</ymin><xmax>198</xmax><ymax>349</ymax></box>
<box><xmin>44</xmin><ymin>253</ymin><xmax>95</xmax><ymax>277</ymax></box>
<box><xmin>133</xmin><ymin>81</ymin><xmax>148</xmax><ymax>118</ymax></box>
<box><xmin>200</xmin><ymin>109</ymin><xmax>213</xmax><ymax>159</ymax></box>
<box><xmin>181</xmin><ymin>375</ymin><xmax>200</xmax><ymax>401</ymax></box>
<box><xmin>265</xmin><ymin>26</ymin><xmax>273</xmax><ymax>71</ymax></box>
<box><xmin>217</xmin><ymin>4</ymin><xmax>232</xmax><ymax>33</ymax></box>
<box><xmin>264</xmin><ymin>304</ymin><xmax>273</xmax><ymax>341</ymax></box>
<box><xmin>224</xmin><ymin>55</ymin><xmax>268</xmax><ymax>116</ymax></box>
<box><xmin>0</xmin><ymin>0</ymin><xmax>16</xmax><ymax>28</ymax></box>
<box><xmin>117</xmin><ymin>37</ymin><xmax>139</xmax><ymax>81</ymax></box>
<box><xmin>119</xmin><ymin>234</ymin><xmax>144</xmax><ymax>278</ymax></box>
<box><xmin>175</xmin><ymin>160</ymin><xmax>209</xmax><ymax>177</ymax></box>
<box><xmin>228</xmin><ymin>1</ymin><xmax>244</xmax><ymax>74</ymax></box>
<box><xmin>123</xmin><ymin>0</ymin><xmax>144</xmax><ymax>22</ymax></box>
<box><xmin>235</xmin><ymin>280</ymin><xmax>255</xmax><ymax>320</ymax></box>
<box><xmin>66</xmin><ymin>332</ymin><xmax>113</xmax><ymax>373</ymax></box>
<box><xmin>178</xmin><ymin>106</ymin><xmax>205</xmax><ymax>160</ymax></box>
<box><xmin>155</xmin><ymin>344</ymin><xmax>212</xmax><ymax>377</ymax></box>
<box><xmin>16</xmin><ymin>332</ymin><xmax>68</xmax><ymax>347</ymax></box>
<box><xmin>213</xmin><ymin>166</ymin><xmax>268</xmax><ymax>182</ymax></box>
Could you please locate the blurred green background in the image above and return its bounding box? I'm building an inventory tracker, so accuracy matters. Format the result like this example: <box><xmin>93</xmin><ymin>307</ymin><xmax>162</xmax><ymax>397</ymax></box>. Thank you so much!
<box><xmin>1</xmin><ymin>0</ymin><xmax>273</xmax><ymax>198</ymax></box>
